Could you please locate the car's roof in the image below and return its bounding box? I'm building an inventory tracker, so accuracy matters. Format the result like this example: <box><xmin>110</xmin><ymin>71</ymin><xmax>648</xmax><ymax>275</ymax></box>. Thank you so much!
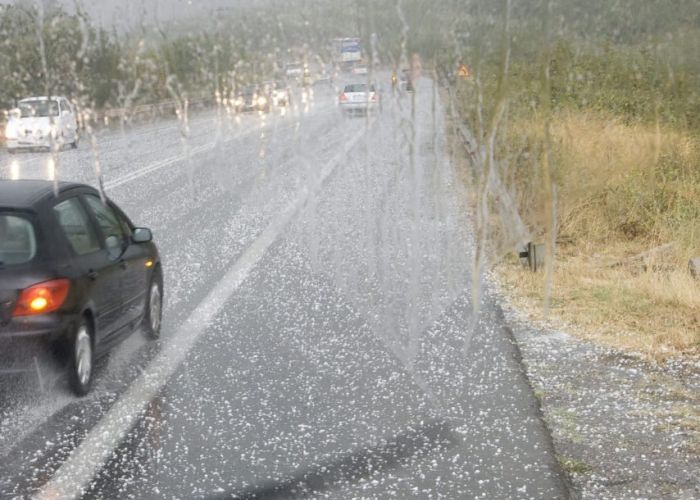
<box><xmin>0</xmin><ymin>180</ymin><xmax>94</xmax><ymax>210</ymax></box>
<box><xmin>344</xmin><ymin>82</ymin><xmax>375</xmax><ymax>89</ymax></box>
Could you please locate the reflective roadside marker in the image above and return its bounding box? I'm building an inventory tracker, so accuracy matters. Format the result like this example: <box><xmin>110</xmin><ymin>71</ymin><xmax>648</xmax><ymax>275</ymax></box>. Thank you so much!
<box><xmin>10</xmin><ymin>159</ymin><xmax>19</xmax><ymax>180</ymax></box>
<box><xmin>47</xmin><ymin>157</ymin><xmax>55</xmax><ymax>180</ymax></box>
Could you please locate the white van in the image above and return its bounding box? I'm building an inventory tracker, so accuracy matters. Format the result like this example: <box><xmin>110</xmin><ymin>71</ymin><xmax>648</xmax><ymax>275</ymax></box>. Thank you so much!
<box><xmin>5</xmin><ymin>96</ymin><xmax>79</xmax><ymax>152</ymax></box>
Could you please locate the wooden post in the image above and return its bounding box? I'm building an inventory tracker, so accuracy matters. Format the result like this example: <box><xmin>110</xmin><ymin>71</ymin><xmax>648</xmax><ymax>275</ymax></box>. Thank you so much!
<box><xmin>519</xmin><ymin>242</ymin><xmax>545</xmax><ymax>272</ymax></box>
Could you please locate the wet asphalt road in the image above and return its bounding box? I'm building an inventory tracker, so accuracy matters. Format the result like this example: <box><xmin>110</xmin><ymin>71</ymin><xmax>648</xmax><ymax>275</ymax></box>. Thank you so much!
<box><xmin>0</xmin><ymin>79</ymin><xmax>568</xmax><ymax>499</ymax></box>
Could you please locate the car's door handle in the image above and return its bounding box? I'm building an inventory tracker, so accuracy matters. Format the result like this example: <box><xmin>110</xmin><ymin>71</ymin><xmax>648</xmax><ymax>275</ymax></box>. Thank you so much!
<box><xmin>87</xmin><ymin>270</ymin><xmax>99</xmax><ymax>280</ymax></box>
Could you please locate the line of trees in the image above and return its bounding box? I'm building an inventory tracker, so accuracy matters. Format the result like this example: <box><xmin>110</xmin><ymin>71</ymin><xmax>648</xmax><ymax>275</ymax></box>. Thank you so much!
<box><xmin>0</xmin><ymin>0</ymin><xmax>460</xmax><ymax>114</ymax></box>
<box><xmin>0</xmin><ymin>3</ymin><xmax>308</xmax><ymax>112</ymax></box>
<box><xmin>0</xmin><ymin>4</ymin><xmax>119</xmax><ymax>109</ymax></box>
<box><xmin>2</xmin><ymin>0</ymin><xmax>697</xmax><ymax>127</ymax></box>
<box><xmin>446</xmin><ymin>0</ymin><xmax>700</xmax><ymax>130</ymax></box>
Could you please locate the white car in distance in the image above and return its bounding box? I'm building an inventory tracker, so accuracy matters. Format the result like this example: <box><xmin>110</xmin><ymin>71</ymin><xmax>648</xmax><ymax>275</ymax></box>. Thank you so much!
<box><xmin>339</xmin><ymin>83</ymin><xmax>379</xmax><ymax>116</ymax></box>
<box><xmin>5</xmin><ymin>96</ymin><xmax>79</xmax><ymax>152</ymax></box>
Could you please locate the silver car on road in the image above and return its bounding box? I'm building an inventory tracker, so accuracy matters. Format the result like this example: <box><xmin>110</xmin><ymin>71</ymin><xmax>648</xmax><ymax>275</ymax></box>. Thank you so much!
<box><xmin>338</xmin><ymin>83</ymin><xmax>379</xmax><ymax>116</ymax></box>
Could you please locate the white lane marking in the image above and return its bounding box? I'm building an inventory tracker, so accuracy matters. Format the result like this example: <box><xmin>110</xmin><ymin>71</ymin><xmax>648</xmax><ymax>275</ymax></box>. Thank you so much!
<box><xmin>0</xmin><ymin>108</ymin><xmax>301</xmax><ymax>185</ymax></box>
<box><xmin>104</xmin><ymin>122</ymin><xmax>264</xmax><ymax>190</ymax></box>
<box><xmin>104</xmin><ymin>103</ymin><xmax>336</xmax><ymax>190</ymax></box>
<box><xmin>102</xmin><ymin>103</ymin><xmax>334</xmax><ymax>190</ymax></box>
<box><xmin>0</xmin><ymin>111</ymin><xmax>226</xmax><ymax>173</ymax></box>
<box><xmin>35</xmin><ymin>119</ymin><xmax>373</xmax><ymax>500</ymax></box>
<box><xmin>104</xmin><ymin>141</ymin><xmax>212</xmax><ymax>189</ymax></box>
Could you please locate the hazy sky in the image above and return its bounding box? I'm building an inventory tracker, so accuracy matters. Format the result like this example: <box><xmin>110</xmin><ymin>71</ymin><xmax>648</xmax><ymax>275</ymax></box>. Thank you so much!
<box><xmin>10</xmin><ymin>0</ymin><xmax>256</xmax><ymax>29</ymax></box>
<box><xmin>82</xmin><ymin>0</ymin><xmax>247</xmax><ymax>27</ymax></box>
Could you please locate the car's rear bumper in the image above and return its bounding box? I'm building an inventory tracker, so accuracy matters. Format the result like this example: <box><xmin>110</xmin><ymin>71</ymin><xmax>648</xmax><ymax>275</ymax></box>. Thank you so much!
<box><xmin>6</xmin><ymin>135</ymin><xmax>73</xmax><ymax>150</ymax></box>
<box><xmin>0</xmin><ymin>314</ymin><xmax>75</xmax><ymax>367</ymax></box>
<box><xmin>341</xmin><ymin>102</ymin><xmax>378</xmax><ymax>112</ymax></box>
<box><xmin>6</xmin><ymin>137</ymin><xmax>53</xmax><ymax>149</ymax></box>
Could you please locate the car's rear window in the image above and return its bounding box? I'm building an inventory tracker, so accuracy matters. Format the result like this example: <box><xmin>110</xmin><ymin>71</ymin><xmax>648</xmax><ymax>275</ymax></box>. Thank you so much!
<box><xmin>18</xmin><ymin>99</ymin><xmax>59</xmax><ymax>118</ymax></box>
<box><xmin>344</xmin><ymin>84</ymin><xmax>375</xmax><ymax>93</ymax></box>
<box><xmin>0</xmin><ymin>214</ymin><xmax>37</xmax><ymax>265</ymax></box>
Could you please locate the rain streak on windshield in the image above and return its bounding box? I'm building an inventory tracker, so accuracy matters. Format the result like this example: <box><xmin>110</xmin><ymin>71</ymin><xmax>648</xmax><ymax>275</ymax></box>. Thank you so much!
<box><xmin>0</xmin><ymin>1</ymin><xmax>698</xmax><ymax>499</ymax></box>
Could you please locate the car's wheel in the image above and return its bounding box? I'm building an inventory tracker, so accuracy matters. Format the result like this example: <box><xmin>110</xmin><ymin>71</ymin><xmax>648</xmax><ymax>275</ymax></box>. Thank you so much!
<box><xmin>71</xmin><ymin>130</ymin><xmax>79</xmax><ymax>149</ymax></box>
<box><xmin>144</xmin><ymin>268</ymin><xmax>163</xmax><ymax>339</ymax></box>
<box><xmin>68</xmin><ymin>318</ymin><xmax>94</xmax><ymax>396</ymax></box>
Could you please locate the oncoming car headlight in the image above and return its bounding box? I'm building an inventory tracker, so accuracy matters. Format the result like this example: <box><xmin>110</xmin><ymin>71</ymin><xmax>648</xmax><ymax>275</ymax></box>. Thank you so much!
<box><xmin>5</xmin><ymin>121</ymin><xmax>17</xmax><ymax>139</ymax></box>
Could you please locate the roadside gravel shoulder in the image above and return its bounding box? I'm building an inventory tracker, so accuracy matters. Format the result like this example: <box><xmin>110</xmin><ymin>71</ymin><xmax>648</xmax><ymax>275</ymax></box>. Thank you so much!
<box><xmin>492</xmin><ymin>272</ymin><xmax>700</xmax><ymax>500</ymax></box>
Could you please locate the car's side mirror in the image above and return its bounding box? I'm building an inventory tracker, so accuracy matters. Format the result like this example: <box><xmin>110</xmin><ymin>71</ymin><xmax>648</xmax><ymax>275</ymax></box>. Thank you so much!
<box><xmin>132</xmin><ymin>228</ymin><xmax>152</xmax><ymax>243</ymax></box>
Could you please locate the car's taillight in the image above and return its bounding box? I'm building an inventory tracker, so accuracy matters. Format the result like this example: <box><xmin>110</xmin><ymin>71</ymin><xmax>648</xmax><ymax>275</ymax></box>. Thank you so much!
<box><xmin>339</xmin><ymin>93</ymin><xmax>348</xmax><ymax>101</ymax></box>
<box><xmin>12</xmin><ymin>279</ymin><xmax>70</xmax><ymax>317</ymax></box>
<box><xmin>370</xmin><ymin>93</ymin><xmax>377</xmax><ymax>101</ymax></box>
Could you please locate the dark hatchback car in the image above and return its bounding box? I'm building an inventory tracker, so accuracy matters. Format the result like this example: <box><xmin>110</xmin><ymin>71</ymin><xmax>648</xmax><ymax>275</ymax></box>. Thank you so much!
<box><xmin>0</xmin><ymin>180</ymin><xmax>162</xmax><ymax>395</ymax></box>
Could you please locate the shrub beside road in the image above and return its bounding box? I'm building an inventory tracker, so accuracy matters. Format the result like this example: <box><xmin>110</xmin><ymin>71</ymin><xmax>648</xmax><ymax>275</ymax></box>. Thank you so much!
<box><xmin>449</xmin><ymin>13</ymin><xmax>699</xmax><ymax>359</ymax></box>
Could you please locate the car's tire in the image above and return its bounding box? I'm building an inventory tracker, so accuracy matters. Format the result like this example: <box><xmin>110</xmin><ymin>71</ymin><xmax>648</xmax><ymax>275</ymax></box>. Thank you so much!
<box><xmin>143</xmin><ymin>268</ymin><xmax>163</xmax><ymax>339</ymax></box>
<box><xmin>68</xmin><ymin>318</ymin><xmax>94</xmax><ymax>396</ymax></box>
<box><xmin>71</xmin><ymin>130</ymin><xmax>79</xmax><ymax>149</ymax></box>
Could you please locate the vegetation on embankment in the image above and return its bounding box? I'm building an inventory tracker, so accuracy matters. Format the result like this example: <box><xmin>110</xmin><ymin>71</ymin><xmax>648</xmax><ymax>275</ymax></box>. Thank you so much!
<box><xmin>447</xmin><ymin>2</ymin><xmax>700</xmax><ymax>358</ymax></box>
<box><xmin>498</xmin><ymin>110</ymin><xmax>699</xmax><ymax>356</ymax></box>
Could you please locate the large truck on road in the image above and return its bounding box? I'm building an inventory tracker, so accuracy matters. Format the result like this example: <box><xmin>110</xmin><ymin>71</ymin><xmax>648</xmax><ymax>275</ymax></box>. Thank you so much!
<box><xmin>332</xmin><ymin>37</ymin><xmax>362</xmax><ymax>71</ymax></box>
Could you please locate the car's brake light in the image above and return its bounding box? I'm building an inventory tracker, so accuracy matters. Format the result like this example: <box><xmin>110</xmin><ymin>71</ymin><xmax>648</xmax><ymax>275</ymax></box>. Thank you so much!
<box><xmin>13</xmin><ymin>279</ymin><xmax>70</xmax><ymax>317</ymax></box>
<box><xmin>370</xmin><ymin>93</ymin><xmax>377</xmax><ymax>101</ymax></box>
<box><xmin>339</xmin><ymin>93</ymin><xmax>348</xmax><ymax>102</ymax></box>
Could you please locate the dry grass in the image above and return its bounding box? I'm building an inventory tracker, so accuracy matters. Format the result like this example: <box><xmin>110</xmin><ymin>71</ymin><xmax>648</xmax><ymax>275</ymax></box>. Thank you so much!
<box><xmin>551</xmin><ymin>113</ymin><xmax>700</xmax><ymax>249</ymax></box>
<box><xmin>497</xmin><ymin>253</ymin><xmax>700</xmax><ymax>358</ymax></box>
<box><xmin>494</xmin><ymin>112</ymin><xmax>700</xmax><ymax>359</ymax></box>
<box><xmin>505</xmin><ymin>111</ymin><xmax>700</xmax><ymax>250</ymax></box>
